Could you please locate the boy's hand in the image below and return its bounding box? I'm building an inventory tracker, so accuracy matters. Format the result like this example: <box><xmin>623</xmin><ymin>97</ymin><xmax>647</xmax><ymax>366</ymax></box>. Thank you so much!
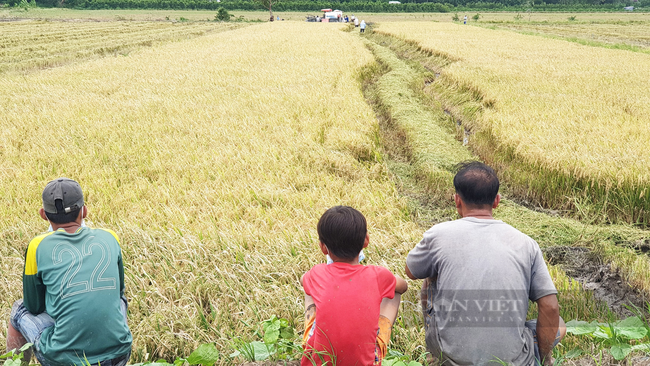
<box><xmin>395</xmin><ymin>276</ymin><xmax>408</xmax><ymax>295</ymax></box>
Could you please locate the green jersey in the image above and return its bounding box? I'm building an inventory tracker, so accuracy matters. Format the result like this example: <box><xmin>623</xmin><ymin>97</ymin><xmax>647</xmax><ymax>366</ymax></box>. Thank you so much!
<box><xmin>23</xmin><ymin>227</ymin><xmax>132</xmax><ymax>366</ymax></box>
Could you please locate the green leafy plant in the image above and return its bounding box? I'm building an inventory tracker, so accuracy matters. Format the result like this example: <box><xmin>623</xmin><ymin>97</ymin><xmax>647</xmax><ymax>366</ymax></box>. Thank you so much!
<box><xmin>568</xmin><ymin>16</ymin><xmax>577</xmax><ymax>21</ymax></box>
<box><xmin>566</xmin><ymin>316</ymin><xmax>649</xmax><ymax>360</ymax></box>
<box><xmin>514</xmin><ymin>13</ymin><xmax>523</xmax><ymax>20</ymax></box>
<box><xmin>563</xmin><ymin>349</ymin><xmax>583</xmax><ymax>359</ymax></box>
<box><xmin>0</xmin><ymin>344</ymin><xmax>33</xmax><ymax>366</ymax></box>
<box><xmin>383</xmin><ymin>349</ymin><xmax>424</xmax><ymax>366</ymax></box>
<box><xmin>451</xmin><ymin>13</ymin><xmax>459</xmax><ymax>21</ymax></box>
<box><xmin>230</xmin><ymin>315</ymin><xmax>300</xmax><ymax>362</ymax></box>
<box><xmin>131</xmin><ymin>343</ymin><xmax>219</xmax><ymax>366</ymax></box>
<box><xmin>472</xmin><ymin>13</ymin><xmax>480</xmax><ymax>21</ymax></box>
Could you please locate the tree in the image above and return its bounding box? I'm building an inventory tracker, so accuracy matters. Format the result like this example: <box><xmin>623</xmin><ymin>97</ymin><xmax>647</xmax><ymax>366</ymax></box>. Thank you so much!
<box><xmin>215</xmin><ymin>7</ymin><xmax>231</xmax><ymax>21</ymax></box>
<box><xmin>256</xmin><ymin>0</ymin><xmax>279</xmax><ymax>21</ymax></box>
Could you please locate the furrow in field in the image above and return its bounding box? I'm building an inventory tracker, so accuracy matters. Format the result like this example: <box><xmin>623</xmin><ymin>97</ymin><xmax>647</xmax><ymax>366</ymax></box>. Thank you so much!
<box><xmin>375</xmin><ymin>22</ymin><xmax>650</xmax><ymax>226</ymax></box>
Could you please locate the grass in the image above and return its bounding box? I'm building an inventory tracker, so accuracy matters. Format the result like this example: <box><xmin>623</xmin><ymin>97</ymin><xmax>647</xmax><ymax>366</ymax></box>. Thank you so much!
<box><xmin>373</xmin><ymin>21</ymin><xmax>650</xmax><ymax>226</ymax></box>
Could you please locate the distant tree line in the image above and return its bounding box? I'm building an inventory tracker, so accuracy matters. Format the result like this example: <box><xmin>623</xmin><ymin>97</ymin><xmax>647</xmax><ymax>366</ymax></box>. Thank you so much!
<box><xmin>3</xmin><ymin>0</ymin><xmax>647</xmax><ymax>12</ymax></box>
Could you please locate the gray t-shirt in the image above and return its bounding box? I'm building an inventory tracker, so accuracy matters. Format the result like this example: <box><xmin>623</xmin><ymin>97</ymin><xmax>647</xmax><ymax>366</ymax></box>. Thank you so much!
<box><xmin>406</xmin><ymin>217</ymin><xmax>557</xmax><ymax>366</ymax></box>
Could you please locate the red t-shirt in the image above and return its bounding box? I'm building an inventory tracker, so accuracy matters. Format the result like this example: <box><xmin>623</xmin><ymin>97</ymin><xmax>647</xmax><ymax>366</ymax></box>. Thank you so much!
<box><xmin>301</xmin><ymin>263</ymin><xmax>397</xmax><ymax>366</ymax></box>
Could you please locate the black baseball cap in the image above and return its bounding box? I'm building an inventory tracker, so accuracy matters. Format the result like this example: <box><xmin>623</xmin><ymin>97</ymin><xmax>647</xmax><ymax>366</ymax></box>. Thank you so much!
<box><xmin>42</xmin><ymin>178</ymin><xmax>84</xmax><ymax>214</ymax></box>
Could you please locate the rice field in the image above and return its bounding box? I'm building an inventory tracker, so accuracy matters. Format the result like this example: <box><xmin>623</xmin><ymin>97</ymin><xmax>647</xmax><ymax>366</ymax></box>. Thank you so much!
<box><xmin>0</xmin><ymin>20</ymin><xmax>244</xmax><ymax>73</ymax></box>
<box><xmin>487</xmin><ymin>21</ymin><xmax>650</xmax><ymax>50</ymax></box>
<box><xmin>362</xmin><ymin>27</ymin><xmax>650</xmax><ymax>363</ymax></box>
<box><xmin>375</xmin><ymin>21</ymin><xmax>650</xmax><ymax>225</ymax></box>
<box><xmin>2</xmin><ymin>9</ymin><xmax>650</xmax><ymax>364</ymax></box>
<box><xmin>0</xmin><ymin>20</ymin><xmax>431</xmax><ymax>361</ymax></box>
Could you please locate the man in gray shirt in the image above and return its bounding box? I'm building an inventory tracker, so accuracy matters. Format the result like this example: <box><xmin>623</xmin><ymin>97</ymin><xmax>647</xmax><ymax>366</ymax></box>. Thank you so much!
<box><xmin>406</xmin><ymin>161</ymin><xmax>566</xmax><ymax>365</ymax></box>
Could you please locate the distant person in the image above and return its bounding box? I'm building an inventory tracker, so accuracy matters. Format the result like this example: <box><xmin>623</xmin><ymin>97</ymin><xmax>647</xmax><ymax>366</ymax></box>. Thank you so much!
<box><xmin>301</xmin><ymin>206</ymin><xmax>408</xmax><ymax>366</ymax></box>
<box><xmin>405</xmin><ymin>161</ymin><xmax>566</xmax><ymax>365</ymax></box>
<box><xmin>7</xmin><ymin>178</ymin><xmax>132</xmax><ymax>366</ymax></box>
<box><xmin>354</xmin><ymin>17</ymin><xmax>359</xmax><ymax>27</ymax></box>
<box><xmin>345</xmin><ymin>15</ymin><xmax>349</xmax><ymax>22</ymax></box>
<box><xmin>360</xmin><ymin>20</ymin><xmax>366</xmax><ymax>33</ymax></box>
<box><xmin>316</xmin><ymin>15</ymin><xmax>320</xmax><ymax>22</ymax></box>
<box><xmin>464</xmin><ymin>14</ymin><xmax>468</xmax><ymax>24</ymax></box>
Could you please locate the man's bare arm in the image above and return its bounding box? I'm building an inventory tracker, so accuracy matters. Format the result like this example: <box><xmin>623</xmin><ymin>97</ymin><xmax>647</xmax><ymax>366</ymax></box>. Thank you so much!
<box><xmin>395</xmin><ymin>275</ymin><xmax>408</xmax><ymax>294</ymax></box>
<box><xmin>405</xmin><ymin>264</ymin><xmax>418</xmax><ymax>280</ymax></box>
<box><xmin>537</xmin><ymin>294</ymin><xmax>560</xmax><ymax>365</ymax></box>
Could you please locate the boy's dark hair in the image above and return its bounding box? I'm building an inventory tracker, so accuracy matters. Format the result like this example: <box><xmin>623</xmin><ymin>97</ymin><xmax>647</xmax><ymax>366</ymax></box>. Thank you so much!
<box><xmin>453</xmin><ymin>161</ymin><xmax>500</xmax><ymax>206</ymax></box>
<box><xmin>45</xmin><ymin>199</ymin><xmax>81</xmax><ymax>224</ymax></box>
<box><xmin>317</xmin><ymin>206</ymin><xmax>367</xmax><ymax>260</ymax></box>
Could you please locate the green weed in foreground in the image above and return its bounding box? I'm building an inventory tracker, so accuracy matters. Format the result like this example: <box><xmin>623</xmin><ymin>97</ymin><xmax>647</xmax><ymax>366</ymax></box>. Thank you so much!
<box><xmin>230</xmin><ymin>315</ymin><xmax>301</xmax><ymax>362</ymax></box>
<box><xmin>0</xmin><ymin>344</ymin><xmax>33</xmax><ymax>366</ymax></box>
<box><xmin>566</xmin><ymin>316</ymin><xmax>650</xmax><ymax>360</ymax></box>
<box><xmin>383</xmin><ymin>349</ymin><xmax>425</xmax><ymax>366</ymax></box>
<box><xmin>131</xmin><ymin>343</ymin><xmax>220</xmax><ymax>366</ymax></box>
<box><xmin>226</xmin><ymin>315</ymin><xmax>425</xmax><ymax>364</ymax></box>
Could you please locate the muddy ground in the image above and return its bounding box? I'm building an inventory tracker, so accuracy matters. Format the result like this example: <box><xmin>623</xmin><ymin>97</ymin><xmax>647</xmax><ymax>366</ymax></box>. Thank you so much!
<box><xmin>543</xmin><ymin>246</ymin><xmax>648</xmax><ymax>317</ymax></box>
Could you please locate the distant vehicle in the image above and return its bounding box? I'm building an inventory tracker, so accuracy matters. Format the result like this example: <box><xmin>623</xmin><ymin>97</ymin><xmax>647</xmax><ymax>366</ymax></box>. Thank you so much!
<box><xmin>624</xmin><ymin>6</ymin><xmax>634</xmax><ymax>10</ymax></box>
<box><xmin>322</xmin><ymin>9</ymin><xmax>344</xmax><ymax>22</ymax></box>
<box><xmin>388</xmin><ymin>1</ymin><xmax>401</xmax><ymax>4</ymax></box>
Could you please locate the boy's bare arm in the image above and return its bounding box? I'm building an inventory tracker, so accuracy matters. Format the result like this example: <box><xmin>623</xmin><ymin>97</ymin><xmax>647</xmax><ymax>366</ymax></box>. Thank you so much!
<box><xmin>302</xmin><ymin>273</ymin><xmax>315</xmax><ymax>315</ymax></box>
<box><xmin>303</xmin><ymin>294</ymin><xmax>316</xmax><ymax>344</ymax></box>
<box><xmin>305</xmin><ymin>295</ymin><xmax>315</xmax><ymax>313</ymax></box>
<box><xmin>395</xmin><ymin>275</ymin><xmax>408</xmax><ymax>294</ymax></box>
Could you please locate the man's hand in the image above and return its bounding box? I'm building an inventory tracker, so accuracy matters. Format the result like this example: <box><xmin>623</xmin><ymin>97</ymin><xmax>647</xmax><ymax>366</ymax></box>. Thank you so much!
<box><xmin>536</xmin><ymin>294</ymin><xmax>560</xmax><ymax>365</ymax></box>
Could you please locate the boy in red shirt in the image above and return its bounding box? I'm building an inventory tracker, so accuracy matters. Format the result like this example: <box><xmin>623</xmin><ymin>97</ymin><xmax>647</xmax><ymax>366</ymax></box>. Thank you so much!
<box><xmin>301</xmin><ymin>206</ymin><xmax>408</xmax><ymax>366</ymax></box>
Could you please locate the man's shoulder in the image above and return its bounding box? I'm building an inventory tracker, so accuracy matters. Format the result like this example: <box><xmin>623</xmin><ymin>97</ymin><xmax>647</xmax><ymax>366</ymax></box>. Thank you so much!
<box><xmin>28</xmin><ymin>231</ymin><xmax>56</xmax><ymax>247</ymax></box>
<box><xmin>27</xmin><ymin>230</ymin><xmax>59</xmax><ymax>256</ymax></box>
<box><xmin>90</xmin><ymin>227</ymin><xmax>121</xmax><ymax>244</ymax></box>
<box><xmin>25</xmin><ymin>231</ymin><xmax>57</xmax><ymax>275</ymax></box>
<box><xmin>430</xmin><ymin>218</ymin><xmax>530</xmax><ymax>234</ymax></box>
<box><xmin>424</xmin><ymin>218</ymin><xmax>475</xmax><ymax>235</ymax></box>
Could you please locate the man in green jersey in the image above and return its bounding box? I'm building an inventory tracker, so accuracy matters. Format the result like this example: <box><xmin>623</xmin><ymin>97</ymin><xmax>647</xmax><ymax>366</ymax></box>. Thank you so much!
<box><xmin>7</xmin><ymin>178</ymin><xmax>132</xmax><ymax>366</ymax></box>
